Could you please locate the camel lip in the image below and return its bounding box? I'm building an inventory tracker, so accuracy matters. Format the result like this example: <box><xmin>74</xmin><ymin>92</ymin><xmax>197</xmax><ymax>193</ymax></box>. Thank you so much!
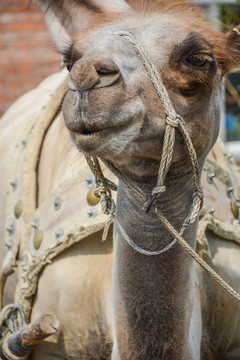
<box><xmin>81</xmin><ymin>128</ymin><xmax>100</xmax><ymax>136</ymax></box>
<box><xmin>72</xmin><ymin>119</ymin><xmax>132</xmax><ymax>139</ymax></box>
<box><xmin>71</xmin><ymin>118</ymin><xmax>136</xmax><ymax>154</ymax></box>
<box><xmin>67</xmin><ymin>126</ymin><xmax>109</xmax><ymax>138</ymax></box>
<box><xmin>76</xmin><ymin>127</ymin><xmax>114</xmax><ymax>138</ymax></box>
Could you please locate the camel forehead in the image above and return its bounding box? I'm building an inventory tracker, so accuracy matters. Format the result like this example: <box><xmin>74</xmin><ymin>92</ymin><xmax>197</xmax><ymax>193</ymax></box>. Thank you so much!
<box><xmin>73</xmin><ymin>14</ymin><xmax>208</xmax><ymax>65</ymax></box>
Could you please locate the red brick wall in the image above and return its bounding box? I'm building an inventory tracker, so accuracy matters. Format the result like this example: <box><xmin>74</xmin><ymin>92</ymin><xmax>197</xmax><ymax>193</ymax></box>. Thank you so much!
<box><xmin>0</xmin><ymin>0</ymin><xmax>60</xmax><ymax>117</ymax></box>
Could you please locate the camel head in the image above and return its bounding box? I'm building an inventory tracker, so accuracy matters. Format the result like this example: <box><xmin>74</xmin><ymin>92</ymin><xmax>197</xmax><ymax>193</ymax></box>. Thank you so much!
<box><xmin>39</xmin><ymin>0</ymin><xmax>240</xmax><ymax>180</ymax></box>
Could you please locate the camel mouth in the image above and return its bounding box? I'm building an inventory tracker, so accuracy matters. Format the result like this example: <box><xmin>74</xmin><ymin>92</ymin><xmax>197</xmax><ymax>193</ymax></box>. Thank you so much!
<box><xmin>81</xmin><ymin>129</ymin><xmax>98</xmax><ymax>136</ymax></box>
<box><xmin>71</xmin><ymin>118</ymin><xmax>134</xmax><ymax>154</ymax></box>
<box><xmin>75</xmin><ymin>120</ymin><xmax>131</xmax><ymax>139</ymax></box>
<box><xmin>68</xmin><ymin>126</ymin><xmax>113</xmax><ymax>138</ymax></box>
<box><xmin>69</xmin><ymin>105</ymin><xmax>145</xmax><ymax>154</ymax></box>
<box><xmin>77</xmin><ymin>126</ymin><xmax>116</xmax><ymax>139</ymax></box>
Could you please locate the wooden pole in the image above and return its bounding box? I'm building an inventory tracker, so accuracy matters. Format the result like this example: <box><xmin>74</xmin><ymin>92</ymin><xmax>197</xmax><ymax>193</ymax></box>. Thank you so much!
<box><xmin>0</xmin><ymin>313</ymin><xmax>59</xmax><ymax>359</ymax></box>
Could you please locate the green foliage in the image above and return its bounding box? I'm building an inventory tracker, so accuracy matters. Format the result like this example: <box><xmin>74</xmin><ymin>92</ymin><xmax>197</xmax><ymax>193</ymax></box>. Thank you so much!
<box><xmin>220</xmin><ymin>2</ymin><xmax>240</xmax><ymax>30</ymax></box>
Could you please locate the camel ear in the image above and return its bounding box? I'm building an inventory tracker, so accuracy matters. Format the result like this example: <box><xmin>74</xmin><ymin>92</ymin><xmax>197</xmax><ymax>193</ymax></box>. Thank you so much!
<box><xmin>38</xmin><ymin>0</ymin><xmax>129</xmax><ymax>51</ymax></box>
<box><xmin>225</xmin><ymin>25</ymin><xmax>240</xmax><ymax>73</ymax></box>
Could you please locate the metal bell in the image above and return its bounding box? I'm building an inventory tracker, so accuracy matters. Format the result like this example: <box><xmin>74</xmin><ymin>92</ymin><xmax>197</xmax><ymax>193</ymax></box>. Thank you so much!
<box><xmin>87</xmin><ymin>187</ymin><xmax>100</xmax><ymax>206</ymax></box>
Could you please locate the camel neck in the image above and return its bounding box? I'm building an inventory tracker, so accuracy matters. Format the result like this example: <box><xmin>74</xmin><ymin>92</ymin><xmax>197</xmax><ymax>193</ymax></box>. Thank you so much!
<box><xmin>111</xmin><ymin>174</ymin><xmax>199</xmax><ymax>360</ymax></box>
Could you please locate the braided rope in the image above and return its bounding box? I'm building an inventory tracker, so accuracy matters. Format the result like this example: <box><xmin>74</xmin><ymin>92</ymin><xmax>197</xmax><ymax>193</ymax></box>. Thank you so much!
<box><xmin>177</xmin><ymin>118</ymin><xmax>202</xmax><ymax>193</ymax></box>
<box><xmin>154</xmin><ymin>208</ymin><xmax>240</xmax><ymax>302</ymax></box>
<box><xmin>115</xmin><ymin>219</ymin><xmax>177</xmax><ymax>255</ymax></box>
<box><xmin>150</xmin><ymin>124</ymin><xmax>175</xmax><ymax>199</ymax></box>
<box><xmin>83</xmin><ymin>31</ymin><xmax>240</xmax><ymax>302</ymax></box>
<box><xmin>84</xmin><ymin>155</ymin><xmax>116</xmax><ymax>241</ymax></box>
<box><xmin>115</xmin><ymin>31</ymin><xmax>203</xmax><ymax>211</ymax></box>
<box><xmin>115</xmin><ymin>31</ymin><xmax>177</xmax><ymax>120</ymax></box>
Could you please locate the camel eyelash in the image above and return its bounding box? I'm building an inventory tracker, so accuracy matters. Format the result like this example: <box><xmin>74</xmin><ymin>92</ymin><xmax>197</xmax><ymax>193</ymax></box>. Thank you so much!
<box><xmin>172</xmin><ymin>32</ymin><xmax>214</xmax><ymax>65</ymax></box>
<box><xmin>185</xmin><ymin>52</ymin><xmax>215</xmax><ymax>67</ymax></box>
<box><xmin>58</xmin><ymin>44</ymin><xmax>82</xmax><ymax>67</ymax></box>
<box><xmin>60</xmin><ymin>61</ymin><xmax>73</xmax><ymax>72</ymax></box>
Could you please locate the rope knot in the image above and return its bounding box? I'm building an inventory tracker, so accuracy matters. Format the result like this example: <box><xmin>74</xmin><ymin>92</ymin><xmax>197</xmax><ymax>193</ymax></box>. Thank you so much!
<box><xmin>192</xmin><ymin>189</ymin><xmax>203</xmax><ymax>200</ymax></box>
<box><xmin>144</xmin><ymin>185</ymin><xmax>166</xmax><ymax>213</ymax></box>
<box><xmin>94</xmin><ymin>182</ymin><xmax>116</xmax><ymax>242</ymax></box>
<box><xmin>166</xmin><ymin>115</ymin><xmax>179</xmax><ymax>128</ymax></box>
<box><xmin>192</xmin><ymin>189</ymin><xmax>204</xmax><ymax>210</ymax></box>
<box><xmin>95</xmin><ymin>185</ymin><xmax>113</xmax><ymax>215</ymax></box>
<box><xmin>152</xmin><ymin>185</ymin><xmax>166</xmax><ymax>196</ymax></box>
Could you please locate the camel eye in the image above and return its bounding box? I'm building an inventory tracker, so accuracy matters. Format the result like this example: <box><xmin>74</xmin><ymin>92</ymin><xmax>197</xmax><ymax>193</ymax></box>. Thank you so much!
<box><xmin>61</xmin><ymin>59</ymin><xmax>74</xmax><ymax>72</ymax></box>
<box><xmin>186</xmin><ymin>53</ymin><xmax>212</xmax><ymax>68</ymax></box>
<box><xmin>66</xmin><ymin>63</ymin><xmax>73</xmax><ymax>72</ymax></box>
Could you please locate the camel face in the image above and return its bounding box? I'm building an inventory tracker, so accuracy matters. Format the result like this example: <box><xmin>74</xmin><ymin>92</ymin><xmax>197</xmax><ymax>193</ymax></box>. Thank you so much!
<box><xmin>62</xmin><ymin>14</ymin><xmax>224</xmax><ymax>179</ymax></box>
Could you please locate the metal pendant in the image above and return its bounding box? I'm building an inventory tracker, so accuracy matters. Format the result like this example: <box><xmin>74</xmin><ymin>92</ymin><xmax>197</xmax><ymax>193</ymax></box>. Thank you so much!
<box><xmin>87</xmin><ymin>187</ymin><xmax>100</xmax><ymax>206</ymax></box>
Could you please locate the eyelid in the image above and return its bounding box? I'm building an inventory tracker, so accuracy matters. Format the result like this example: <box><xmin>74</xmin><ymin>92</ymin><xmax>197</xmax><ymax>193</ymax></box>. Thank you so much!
<box><xmin>61</xmin><ymin>61</ymin><xmax>73</xmax><ymax>72</ymax></box>
<box><xmin>172</xmin><ymin>32</ymin><xmax>214</xmax><ymax>64</ymax></box>
<box><xmin>188</xmin><ymin>51</ymin><xmax>214</xmax><ymax>60</ymax></box>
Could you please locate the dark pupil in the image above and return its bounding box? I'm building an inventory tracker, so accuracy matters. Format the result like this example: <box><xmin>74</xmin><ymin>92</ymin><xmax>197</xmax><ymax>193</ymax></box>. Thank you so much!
<box><xmin>189</xmin><ymin>55</ymin><xmax>206</xmax><ymax>67</ymax></box>
<box><xmin>67</xmin><ymin>63</ymin><xmax>73</xmax><ymax>72</ymax></box>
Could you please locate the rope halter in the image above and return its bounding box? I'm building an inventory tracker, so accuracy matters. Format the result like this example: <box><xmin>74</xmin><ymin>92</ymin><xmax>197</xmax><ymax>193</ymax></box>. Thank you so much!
<box><xmin>85</xmin><ymin>30</ymin><xmax>203</xmax><ymax>248</ymax></box>
<box><xmin>83</xmin><ymin>31</ymin><xmax>240</xmax><ymax>302</ymax></box>
<box><xmin>115</xmin><ymin>31</ymin><xmax>203</xmax><ymax>213</ymax></box>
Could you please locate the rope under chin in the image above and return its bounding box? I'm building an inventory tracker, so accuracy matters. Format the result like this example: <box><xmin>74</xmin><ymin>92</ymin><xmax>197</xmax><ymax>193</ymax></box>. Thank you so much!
<box><xmin>83</xmin><ymin>31</ymin><xmax>240</xmax><ymax>303</ymax></box>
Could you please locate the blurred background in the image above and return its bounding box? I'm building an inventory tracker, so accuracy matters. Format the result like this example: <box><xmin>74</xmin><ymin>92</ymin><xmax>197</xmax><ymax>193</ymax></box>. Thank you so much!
<box><xmin>0</xmin><ymin>0</ymin><xmax>240</xmax><ymax>159</ymax></box>
<box><xmin>0</xmin><ymin>0</ymin><xmax>59</xmax><ymax>117</ymax></box>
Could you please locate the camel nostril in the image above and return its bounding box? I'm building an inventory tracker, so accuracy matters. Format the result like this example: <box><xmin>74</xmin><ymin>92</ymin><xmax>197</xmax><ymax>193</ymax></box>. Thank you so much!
<box><xmin>96</xmin><ymin>69</ymin><xmax>118</xmax><ymax>76</ymax></box>
<box><xmin>95</xmin><ymin>68</ymin><xmax>120</xmax><ymax>89</ymax></box>
<box><xmin>69</xmin><ymin>57</ymin><xmax>120</xmax><ymax>92</ymax></box>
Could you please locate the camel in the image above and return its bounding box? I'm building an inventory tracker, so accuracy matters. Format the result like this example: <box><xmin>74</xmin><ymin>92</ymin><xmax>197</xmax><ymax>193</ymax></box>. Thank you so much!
<box><xmin>1</xmin><ymin>0</ymin><xmax>240</xmax><ymax>359</ymax></box>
